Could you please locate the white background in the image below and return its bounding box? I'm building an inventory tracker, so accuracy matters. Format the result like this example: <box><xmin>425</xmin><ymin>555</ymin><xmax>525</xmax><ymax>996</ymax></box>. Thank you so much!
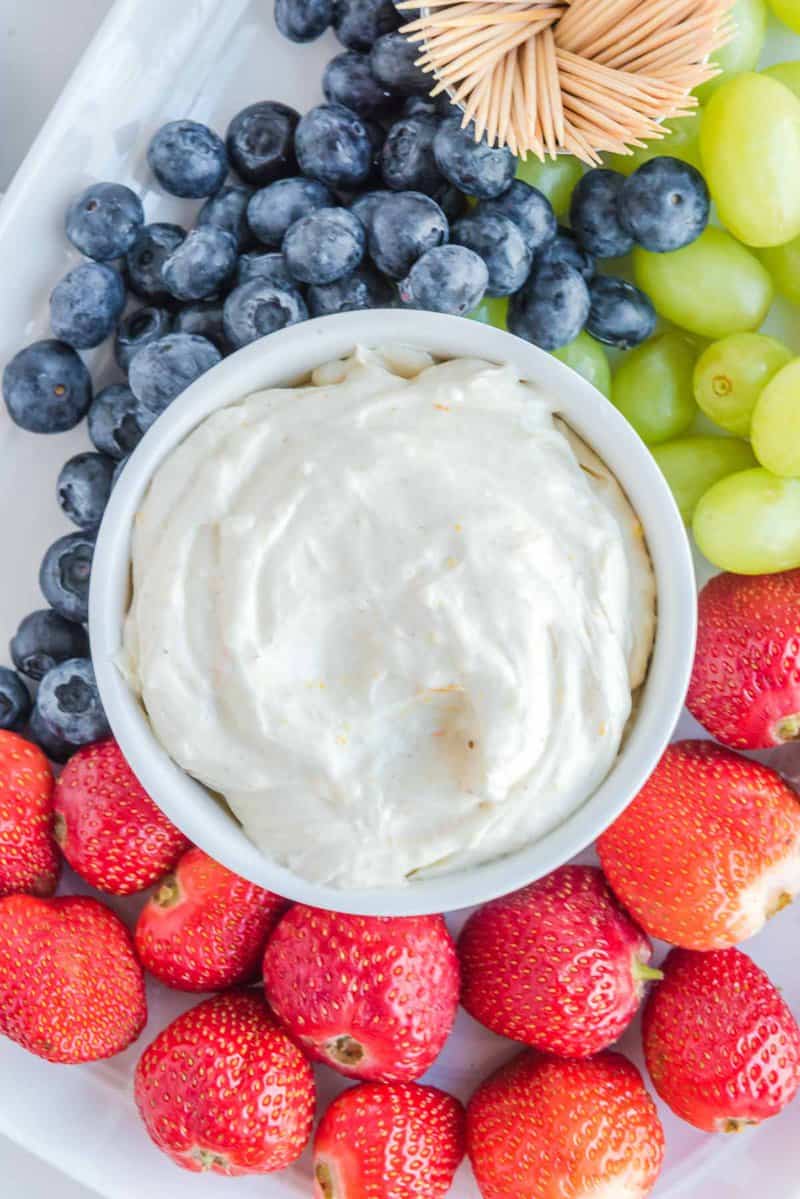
<box><xmin>2</xmin><ymin>5</ymin><xmax>109</xmax><ymax>1195</ymax></box>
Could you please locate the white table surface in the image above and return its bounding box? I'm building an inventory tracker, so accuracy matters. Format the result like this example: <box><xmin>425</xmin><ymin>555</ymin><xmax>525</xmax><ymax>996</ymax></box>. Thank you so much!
<box><xmin>1</xmin><ymin>8</ymin><xmax>110</xmax><ymax>1197</ymax></box>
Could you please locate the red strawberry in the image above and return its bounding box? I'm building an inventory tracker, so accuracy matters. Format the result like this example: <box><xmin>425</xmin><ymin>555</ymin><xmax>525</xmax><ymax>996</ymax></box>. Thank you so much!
<box><xmin>0</xmin><ymin>894</ymin><xmax>146</xmax><ymax>1063</ymax></box>
<box><xmin>53</xmin><ymin>737</ymin><xmax>190</xmax><ymax>894</ymax></box>
<box><xmin>643</xmin><ymin>946</ymin><xmax>800</xmax><ymax>1132</ymax></box>
<box><xmin>262</xmin><ymin>906</ymin><xmax>459</xmax><ymax>1081</ymax></box>
<box><xmin>687</xmin><ymin>569</ymin><xmax>800</xmax><ymax>749</ymax></box>
<box><xmin>313</xmin><ymin>1081</ymin><xmax>465</xmax><ymax>1199</ymax></box>
<box><xmin>598</xmin><ymin>740</ymin><xmax>800</xmax><ymax>950</ymax></box>
<box><xmin>0</xmin><ymin>731</ymin><xmax>59</xmax><ymax>897</ymax></box>
<box><xmin>458</xmin><ymin>865</ymin><xmax>659</xmax><ymax>1057</ymax></box>
<box><xmin>134</xmin><ymin>846</ymin><xmax>288</xmax><ymax>991</ymax></box>
<box><xmin>134</xmin><ymin>989</ymin><xmax>315</xmax><ymax>1175</ymax></box>
<box><xmin>467</xmin><ymin>1050</ymin><xmax>664</xmax><ymax>1199</ymax></box>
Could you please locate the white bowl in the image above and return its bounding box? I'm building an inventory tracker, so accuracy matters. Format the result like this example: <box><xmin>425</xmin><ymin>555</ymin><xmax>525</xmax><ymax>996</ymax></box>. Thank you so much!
<box><xmin>90</xmin><ymin>309</ymin><xmax>696</xmax><ymax>916</ymax></box>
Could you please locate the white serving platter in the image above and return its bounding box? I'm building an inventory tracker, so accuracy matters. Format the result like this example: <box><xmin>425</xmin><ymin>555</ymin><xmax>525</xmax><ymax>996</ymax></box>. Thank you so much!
<box><xmin>0</xmin><ymin>1</ymin><xmax>799</xmax><ymax>1196</ymax></box>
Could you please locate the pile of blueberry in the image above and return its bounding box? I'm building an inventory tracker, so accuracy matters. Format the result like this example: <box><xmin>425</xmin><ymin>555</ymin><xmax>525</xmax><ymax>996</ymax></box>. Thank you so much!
<box><xmin>0</xmin><ymin>0</ymin><xmax>711</xmax><ymax>763</ymax></box>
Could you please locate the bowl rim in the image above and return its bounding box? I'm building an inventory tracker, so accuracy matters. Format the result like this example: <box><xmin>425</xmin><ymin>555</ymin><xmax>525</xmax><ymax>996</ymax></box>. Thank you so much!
<box><xmin>90</xmin><ymin>309</ymin><xmax>696</xmax><ymax>915</ymax></box>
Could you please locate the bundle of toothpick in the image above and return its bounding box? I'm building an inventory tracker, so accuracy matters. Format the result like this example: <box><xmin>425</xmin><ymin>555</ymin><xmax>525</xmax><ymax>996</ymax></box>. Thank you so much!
<box><xmin>397</xmin><ymin>0</ymin><xmax>734</xmax><ymax>163</ymax></box>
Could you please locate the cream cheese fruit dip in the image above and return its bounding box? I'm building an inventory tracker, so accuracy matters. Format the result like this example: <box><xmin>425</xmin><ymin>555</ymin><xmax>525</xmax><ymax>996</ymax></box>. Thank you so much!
<box><xmin>123</xmin><ymin>346</ymin><xmax>655</xmax><ymax>888</ymax></box>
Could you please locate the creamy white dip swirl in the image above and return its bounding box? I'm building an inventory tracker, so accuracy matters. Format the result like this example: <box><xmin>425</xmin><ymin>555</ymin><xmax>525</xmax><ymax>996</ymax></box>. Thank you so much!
<box><xmin>123</xmin><ymin>347</ymin><xmax>654</xmax><ymax>888</ymax></box>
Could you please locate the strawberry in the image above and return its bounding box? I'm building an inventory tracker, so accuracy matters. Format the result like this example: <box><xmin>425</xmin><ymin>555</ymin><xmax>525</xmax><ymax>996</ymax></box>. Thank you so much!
<box><xmin>134</xmin><ymin>989</ymin><xmax>315</xmax><ymax>1175</ymax></box>
<box><xmin>458</xmin><ymin>865</ymin><xmax>659</xmax><ymax>1057</ymax></box>
<box><xmin>313</xmin><ymin>1081</ymin><xmax>465</xmax><ymax>1199</ymax></box>
<box><xmin>53</xmin><ymin>736</ymin><xmax>190</xmax><ymax>894</ymax></box>
<box><xmin>687</xmin><ymin>569</ymin><xmax>800</xmax><ymax>749</ymax></box>
<box><xmin>0</xmin><ymin>731</ymin><xmax>59</xmax><ymax>897</ymax></box>
<box><xmin>0</xmin><ymin>894</ymin><xmax>146</xmax><ymax>1063</ymax></box>
<box><xmin>134</xmin><ymin>846</ymin><xmax>288</xmax><ymax>991</ymax></box>
<box><xmin>598</xmin><ymin>740</ymin><xmax>800</xmax><ymax>950</ymax></box>
<box><xmin>262</xmin><ymin>906</ymin><xmax>459</xmax><ymax>1081</ymax></box>
<box><xmin>643</xmin><ymin>946</ymin><xmax>800</xmax><ymax>1132</ymax></box>
<box><xmin>467</xmin><ymin>1050</ymin><xmax>664</xmax><ymax>1199</ymax></box>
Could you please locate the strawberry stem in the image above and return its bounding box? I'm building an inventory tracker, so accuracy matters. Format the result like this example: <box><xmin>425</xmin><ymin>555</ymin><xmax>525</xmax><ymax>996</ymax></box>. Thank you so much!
<box><xmin>53</xmin><ymin>813</ymin><xmax>67</xmax><ymax>847</ymax></box>
<box><xmin>154</xmin><ymin>875</ymin><xmax>181</xmax><ymax>909</ymax></box>
<box><xmin>775</xmin><ymin>713</ymin><xmax>800</xmax><ymax>742</ymax></box>
<box><xmin>191</xmin><ymin>1148</ymin><xmax>229</xmax><ymax>1170</ymax></box>
<box><xmin>316</xmin><ymin>1162</ymin><xmax>335</xmax><ymax>1199</ymax></box>
<box><xmin>326</xmin><ymin>1034</ymin><xmax>365</xmax><ymax>1067</ymax></box>
<box><xmin>633</xmin><ymin>962</ymin><xmax>664</xmax><ymax>983</ymax></box>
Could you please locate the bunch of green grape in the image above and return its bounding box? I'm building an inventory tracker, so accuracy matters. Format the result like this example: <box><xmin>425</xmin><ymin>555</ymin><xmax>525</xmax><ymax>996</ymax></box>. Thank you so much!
<box><xmin>468</xmin><ymin>0</ymin><xmax>800</xmax><ymax>576</ymax></box>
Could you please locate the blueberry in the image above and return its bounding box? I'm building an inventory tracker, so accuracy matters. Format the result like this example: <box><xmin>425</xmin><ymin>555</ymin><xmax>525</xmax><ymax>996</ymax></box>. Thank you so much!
<box><xmin>452</xmin><ymin>212</ymin><xmax>531</xmax><ymax>297</ymax></box>
<box><xmin>0</xmin><ymin>667</ymin><xmax>31</xmax><ymax>732</ymax></box>
<box><xmin>380</xmin><ymin>114</ymin><xmax>443</xmax><ymax>194</ymax></box>
<box><xmin>114</xmin><ymin>306</ymin><xmax>173</xmax><ymax>372</ymax></box>
<box><xmin>50</xmin><ymin>263</ymin><xmax>126</xmax><ymax>350</ymax></box>
<box><xmin>402</xmin><ymin>94</ymin><xmax>452</xmax><ymax>119</ymax></box>
<box><xmin>226</xmin><ymin>101</ymin><xmax>299</xmax><ymax>186</ymax></box>
<box><xmin>88</xmin><ymin>383</ymin><xmax>151</xmax><ymax>459</ymax></box>
<box><xmin>40</xmin><ymin>532</ymin><xmax>95</xmax><ymax>623</ymax></box>
<box><xmin>308</xmin><ymin>264</ymin><xmax>394</xmax><ymax>314</ymax></box>
<box><xmin>247</xmin><ymin>176</ymin><xmax>333</xmax><ymax>247</ymax></box>
<box><xmin>368</xmin><ymin>190</ymin><xmax>448</xmax><ymax>278</ymax></box>
<box><xmin>333</xmin><ymin>0</ymin><xmax>400</xmax><ymax>50</ymax></box>
<box><xmin>349</xmin><ymin>189</ymin><xmax>392</xmax><ymax>229</ymax></box>
<box><xmin>432</xmin><ymin>182</ymin><xmax>468</xmax><ymax>224</ymax></box>
<box><xmin>508</xmin><ymin>261</ymin><xmax>590</xmax><ymax>351</ymax></box>
<box><xmin>433</xmin><ymin>117</ymin><xmax>516</xmax><ymax>199</ymax></box>
<box><xmin>535</xmin><ymin>226</ymin><xmax>595</xmax><ymax>281</ymax></box>
<box><xmin>586</xmin><ymin>275</ymin><xmax>656</xmax><ymax>350</ymax></box>
<box><xmin>197</xmin><ymin>183</ymin><xmax>254</xmax><ymax>249</ymax></box>
<box><xmin>362</xmin><ymin>117</ymin><xmax>387</xmax><ymax>170</ymax></box>
<box><xmin>275</xmin><ymin>0</ymin><xmax>334</xmax><ymax>41</ymax></box>
<box><xmin>223</xmin><ymin>280</ymin><xmax>309</xmax><ymax>348</ymax></box>
<box><xmin>129</xmin><ymin>333</ymin><xmax>222</xmax><ymax>416</ymax></box>
<box><xmin>65</xmin><ymin>182</ymin><xmax>144</xmax><ymax>261</ymax></box>
<box><xmin>618</xmin><ymin>157</ymin><xmax>710</xmax><ymax>253</ymax></box>
<box><xmin>125</xmin><ymin>223</ymin><xmax>186</xmax><ymax>303</ymax></box>
<box><xmin>3</xmin><ymin>340</ymin><xmax>92</xmax><ymax>434</ymax></box>
<box><xmin>161</xmin><ymin>227</ymin><xmax>238</xmax><ymax>301</ymax></box>
<box><xmin>34</xmin><ymin>658</ymin><xmax>110</xmax><ymax>749</ymax></box>
<box><xmin>324</xmin><ymin>51</ymin><xmax>396</xmax><ymax>119</ymax></box>
<box><xmin>236</xmin><ymin>250</ymin><xmax>297</xmax><ymax>290</ymax></box>
<box><xmin>28</xmin><ymin>705</ymin><xmax>73</xmax><ymax>763</ymax></box>
<box><xmin>479</xmin><ymin>179</ymin><xmax>556</xmax><ymax>253</ymax></box>
<box><xmin>11</xmin><ymin>609</ymin><xmax>90</xmax><ymax>682</ymax></box>
<box><xmin>399</xmin><ymin>244</ymin><xmax>488</xmax><ymax>314</ymax></box>
<box><xmin>147</xmin><ymin>119</ymin><xmax>228</xmax><ymax>198</ymax></box>
<box><xmin>295</xmin><ymin>104</ymin><xmax>373</xmax><ymax>191</ymax></box>
<box><xmin>569</xmin><ymin>169</ymin><xmax>632</xmax><ymax>259</ymax></box>
<box><xmin>370</xmin><ymin>32</ymin><xmax>431</xmax><ymax>96</ymax></box>
<box><xmin>57</xmin><ymin>452</ymin><xmax>115</xmax><ymax>530</ymax></box>
<box><xmin>174</xmin><ymin>302</ymin><xmax>228</xmax><ymax>352</ymax></box>
<box><xmin>283</xmin><ymin>207</ymin><xmax>365</xmax><ymax>285</ymax></box>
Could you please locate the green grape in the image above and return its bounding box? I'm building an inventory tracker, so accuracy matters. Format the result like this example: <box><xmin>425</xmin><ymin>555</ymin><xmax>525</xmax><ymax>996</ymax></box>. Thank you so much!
<box><xmin>633</xmin><ymin>229</ymin><xmax>773</xmax><ymax>340</ymax></box>
<box><xmin>768</xmin><ymin>0</ymin><xmax>800</xmax><ymax>32</ymax></box>
<box><xmin>693</xmin><ymin>467</ymin><xmax>800</xmax><ymax>572</ymax></box>
<box><xmin>651</xmin><ymin>436</ymin><xmax>756</xmax><ymax>523</ymax></box>
<box><xmin>515</xmin><ymin>155</ymin><xmax>582</xmax><ymax>217</ymax></box>
<box><xmin>751</xmin><ymin>358</ymin><xmax>800</xmax><ymax>475</ymax></box>
<box><xmin>552</xmin><ymin>332</ymin><xmax>611</xmax><ymax>398</ymax></box>
<box><xmin>611</xmin><ymin>332</ymin><xmax>697</xmax><ymax>444</ymax></box>
<box><xmin>693</xmin><ymin>333</ymin><xmax>793</xmax><ymax>436</ymax></box>
<box><xmin>700</xmin><ymin>73</ymin><xmax>800</xmax><ymax>248</ymax></box>
<box><xmin>695</xmin><ymin>0</ymin><xmax>767</xmax><ymax>102</ymax></box>
<box><xmin>758</xmin><ymin>235</ymin><xmax>800</xmax><ymax>305</ymax></box>
<box><xmin>470</xmin><ymin>296</ymin><xmax>508</xmax><ymax>329</ymax></box>
<box><xmin>605</xmin><ymin>111</ymin><xmax>703</xmax><ymax>177</ymax></box>
<box><xmin>763</xmin><ymin>60</ymin><xmax>800</xmax><ymax>100</ymax></box>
